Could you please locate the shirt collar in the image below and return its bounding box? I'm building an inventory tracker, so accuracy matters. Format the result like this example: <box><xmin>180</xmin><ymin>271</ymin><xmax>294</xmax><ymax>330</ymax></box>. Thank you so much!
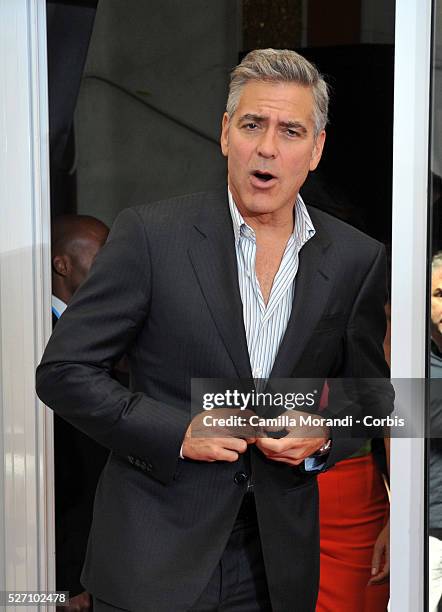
<box><xmin>52</xmin><ymin>294</ymin><xmax>67</xmax><ymax>319</ymax></box>
<box><xmin>228</xmin><ymin>188</ymin><xmax>247</xmax><ymax>244</ymax></box>
<box><xmin>227</xmin><ymin>187</ymin><xmax>315</xmax><ymax>246</ymax></box>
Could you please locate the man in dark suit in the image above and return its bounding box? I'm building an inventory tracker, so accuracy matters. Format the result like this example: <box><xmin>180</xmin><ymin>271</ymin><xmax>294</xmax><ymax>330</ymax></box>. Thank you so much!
<box><xmin>37</xmin><ymin>49</ymin><xmax>389</xmax><ymax>612</ymax></box>
<box><xmin>51</xmin><ymin>214</ymin><xmax>109</xmax><ymax>612</ymax></box>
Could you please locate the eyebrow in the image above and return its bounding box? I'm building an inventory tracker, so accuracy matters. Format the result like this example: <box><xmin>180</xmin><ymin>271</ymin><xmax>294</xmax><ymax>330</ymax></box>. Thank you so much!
<box><xmin>237</xmin><ymin>113</ymin><xmax>308</xmax><ymax>134</ymax></box>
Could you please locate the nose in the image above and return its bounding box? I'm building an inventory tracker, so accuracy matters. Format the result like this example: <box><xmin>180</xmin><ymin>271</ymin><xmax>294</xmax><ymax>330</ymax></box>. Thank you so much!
<box><xmin>256</xmin><ymin>129</ymin><xmax>278</xmax><ymax>159</ymax></box>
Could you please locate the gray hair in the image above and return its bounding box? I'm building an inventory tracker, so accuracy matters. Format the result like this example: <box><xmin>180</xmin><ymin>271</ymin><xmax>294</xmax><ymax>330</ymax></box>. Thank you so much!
<box><xmin>226</xmin><ymin>48</ymin><xmax>329</xmax><ymax>138</ymax></box>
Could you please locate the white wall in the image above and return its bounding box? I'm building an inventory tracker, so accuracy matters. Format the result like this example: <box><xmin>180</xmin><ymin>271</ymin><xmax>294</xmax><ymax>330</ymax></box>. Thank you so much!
<box><xmin>0</xmin><ymin>0</ymin><xmax>54</xmax><ymax>606</ymax></box>
<box><xmin>390</xmin><ymin>0</ymin><xmax>432</xmax><ymax>608</ymax></box>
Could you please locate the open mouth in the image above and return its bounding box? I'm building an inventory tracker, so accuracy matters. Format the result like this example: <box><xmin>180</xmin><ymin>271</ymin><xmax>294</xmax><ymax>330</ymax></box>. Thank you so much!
<box><xmin>252</xmin><ymin>170</ymin><xmax>275</xmax><ymax>183</ymax></box>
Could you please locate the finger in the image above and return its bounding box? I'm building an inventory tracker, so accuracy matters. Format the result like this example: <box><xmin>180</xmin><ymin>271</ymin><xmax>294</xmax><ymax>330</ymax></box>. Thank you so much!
<box><xmin>256</xmin><ymin>443</ymin><xmax>312</xmax><ymax>462</ymax></box>
<box><xmin>195</xmin><ymin>437</ymin><xmax>247</xmax><ymax>453</ymax></box>
<box><xmin>218</xmin><ymin>437</ymin><xmax>248</xmax><ymax>453</ymax></box>
<box><xmin>195</xmin><ymin>415</ymin><xmax>258</xmax><ymax>439</ymax></box>
<box><xmin>225</xmin><ymin>425</ymin><xmax>259</xmax><ymax>439</ymax></box>
<box><xmin>268</xmin><ymin>447</ymin><xmax>315</xmax><ymax>459</ymax></box>
<box><xmin>265</xmin><ymin>451</ymin><xmax>306</xmax><ymax>462</ymax></box>
<box><xmin>258</xmin><ymin>436</ymin><xmax>326</xmax><ymax>455</ymax></box>
<box><xmin>211</xmin><ymin>447</ymin><xmax>240</xmax><ymax>462</ymax></box>
<box><xmin>263</xmin><ymin>423</ymin><xmax>287</xmax><ymax>433</ymax></box>
<box><xmin>256</xmin><ymin>437</ymin><xmax>306</xmax><ymax>453</ymax></box>
<box><xmin>369</xmin><ymin>540</ymin><xmax>390</xmax><ymax>585</ymax></box>
<box><xmin>370</xmin><ymin>543</ymin><xmax>390</xmax><ymax>584</ymax></box>
<box><xmin>371</xmin><ymin>541</ymin><xmax>386</xmax><ymax>577</ymax></box>
<box><xmin>370</xmin><ymin>543</ymin><xmax>383</xmax><ymax>577</ymax></box>
<box><xmin>368</xmin><ymin>566</ymin><xmax>390</xmax><ymax>584</ymax></box>
<box><xmin>266</xmin><ymin>456</ymin><xmax>305</xmax><ymax>466</ymax></box>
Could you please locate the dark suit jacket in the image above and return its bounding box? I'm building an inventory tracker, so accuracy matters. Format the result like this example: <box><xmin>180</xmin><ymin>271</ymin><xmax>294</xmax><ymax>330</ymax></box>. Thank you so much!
<box><xmin>36</xmin><ymin>188</ymin><xmax>389</xmax><ymax>612</ymax></box>
<box><xmin>52</xmin><ymin>312</ymin><xmax>109</xmax><ymax>597</ymax></box>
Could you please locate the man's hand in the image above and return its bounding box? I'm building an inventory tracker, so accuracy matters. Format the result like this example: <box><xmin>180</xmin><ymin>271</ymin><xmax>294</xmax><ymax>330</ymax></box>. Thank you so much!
<box><xmin>255</xmin><ymin>436</ymin><xmax>328</xmax><ymax>465</ymax></box>
<box><xmin>255</xmin><ymin>410</ymin><xmax>330</xmax><ymax>466</ymax></box>
<box><xmin>181</xmin><ymin>409</ymin><xmax>257</xmax><ymax>462</ymax></box>
<box><xmin>57</xmin><ymin>591</ymin><xmax>91</xmax><ymax>612</ymax></box>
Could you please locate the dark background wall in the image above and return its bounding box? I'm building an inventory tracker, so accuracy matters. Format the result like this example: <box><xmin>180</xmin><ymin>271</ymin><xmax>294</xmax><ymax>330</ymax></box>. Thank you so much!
<box><xmin>74</xmin><ymin>0</ymin><xmax>241</xmax><ymax>225</ymax></box>
<box><xmin>49</xmin><ymin>0</ymin><xmax>395</xmax><ymax>243</ymax></box>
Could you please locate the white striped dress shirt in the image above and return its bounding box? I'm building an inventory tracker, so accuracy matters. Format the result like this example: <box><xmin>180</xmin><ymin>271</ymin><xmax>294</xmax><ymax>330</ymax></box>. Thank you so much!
<box><xmin>228</xmin><ymin>189</ymin><xmax>315</xmax><ymax>381</ymax></box>
<box><xmin>180</xmin><ymin>192</ymin><xmax>320</xmax><ymax>467</ymax></box>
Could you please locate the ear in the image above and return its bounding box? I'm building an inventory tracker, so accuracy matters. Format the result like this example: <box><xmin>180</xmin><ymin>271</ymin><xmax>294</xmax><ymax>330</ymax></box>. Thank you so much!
<box><xmin>309</xmin><ymin>130</ymin><xmax>326</xmax><ymax>171</ymax></box>
<box><xmin>220</xmin><ymin>113</ymin><xmax>230</xmax><ymax>158</ymax></box>
<box><xmin>52</xmin><ymin>254</ymin><xmax>70</xmax><ymax>277</ymax></box>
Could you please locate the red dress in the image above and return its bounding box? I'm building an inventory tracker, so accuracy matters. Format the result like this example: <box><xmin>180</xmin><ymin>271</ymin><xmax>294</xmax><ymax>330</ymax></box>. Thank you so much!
<box><xmin>316</xmin><ymin>452</ymin><xmax>389</xmax><ymax>612</ymax></box>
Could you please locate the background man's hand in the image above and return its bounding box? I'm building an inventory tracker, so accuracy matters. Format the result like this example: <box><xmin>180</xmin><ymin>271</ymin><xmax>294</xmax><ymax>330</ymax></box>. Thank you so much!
<box><xmin>255</xmin><ymin>410</ymin><xmax>330</xmax><ymax>466</ymax></box>
<box><xmin>57</xmin><ymin>591</ymin><xmax>91</xmax><ymax>612</ymax></box>
<box><xmin>181</xmin><ymin>409</ymin><xmax>257</xmax><ymax>462</ymax></box>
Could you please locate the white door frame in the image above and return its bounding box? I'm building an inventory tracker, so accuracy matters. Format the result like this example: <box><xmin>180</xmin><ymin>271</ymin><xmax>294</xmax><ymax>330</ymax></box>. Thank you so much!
<box><xmin>0</xmin><ymin>0</ymin><xmax>434</xmax><ymax>609</ymax></box>
<box><xmin>0</xmin><ymin>0</ymin><xmax>54</xmax><ymax>608</ymax></box>
<box><xmin>390</xmin><ymin>0</ymin><xmax>433</xmax><ymax>609</ymax></box>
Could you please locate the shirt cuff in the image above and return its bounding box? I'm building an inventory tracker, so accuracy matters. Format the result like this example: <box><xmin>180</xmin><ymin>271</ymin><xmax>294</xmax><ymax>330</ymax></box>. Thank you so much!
<box><xmin>304</xmin><ymin>456</ymin><xmax>327</xmax><ymax>471</ymax></box>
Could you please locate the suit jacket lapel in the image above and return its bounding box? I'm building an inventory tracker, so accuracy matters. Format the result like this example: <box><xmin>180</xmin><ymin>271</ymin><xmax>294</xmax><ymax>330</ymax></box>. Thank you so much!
<box><xmin>188</xmin><ymin>190</ymin><xmax>252</xmax><ymax>379</ymax></box>
<box><xmin>270</xmin><ymin>211</ymin><xmax>335</xmax><ymax>378</ymax></box>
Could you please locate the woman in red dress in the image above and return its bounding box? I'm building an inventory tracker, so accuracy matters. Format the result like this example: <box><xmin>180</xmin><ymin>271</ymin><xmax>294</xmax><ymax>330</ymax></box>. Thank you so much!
<box><xmin>316</xmin><ymin>305</ymin><xmax>391</xmax><ymax>612</ymax></box>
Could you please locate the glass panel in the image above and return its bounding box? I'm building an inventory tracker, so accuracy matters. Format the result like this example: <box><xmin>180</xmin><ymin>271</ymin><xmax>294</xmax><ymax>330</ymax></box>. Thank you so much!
<box><xmin>47</xmin><ymin>1</ymin><xmax>396</xmax><ymax>607</ymax></box>
<box><xmin>428</xmin><ymin>0</ymin><xmax>442</xmax><ymax>610</ymax></box>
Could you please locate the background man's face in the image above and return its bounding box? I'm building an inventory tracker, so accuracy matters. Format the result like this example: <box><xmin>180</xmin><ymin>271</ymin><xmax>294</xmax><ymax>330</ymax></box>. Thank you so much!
<box><xmin>221</xmin><ymin>80</ymin><xmax>325</xmax><ymax>217</ymax></box>
<box><xmin>431</xmin><ymin>266</ymin><xmax>442</xmax><ymax>345</ymax></box>
<box><xmin>52</xmin><ymin>217</ymin><xmax>109</xmax><ymax>305</ymax></box>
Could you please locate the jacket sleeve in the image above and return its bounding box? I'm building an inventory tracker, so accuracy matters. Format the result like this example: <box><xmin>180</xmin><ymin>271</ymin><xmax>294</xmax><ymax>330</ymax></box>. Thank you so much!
<box><xmin>323</xmin><ymin>242</ymin><xmax>392</xmax><ymax>469</ymax></box>
<box><xmin>36</xmin><ymin>207</ymin><xmax>189</xmax><ymax>484</ymax></box>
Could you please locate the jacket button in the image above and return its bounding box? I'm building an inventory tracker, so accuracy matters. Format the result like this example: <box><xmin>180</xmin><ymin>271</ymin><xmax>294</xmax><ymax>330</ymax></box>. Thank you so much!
<box><xmin>234</xmin><ymin>471</ymin><xmax>248</xmax><ymax>485</ymax></box>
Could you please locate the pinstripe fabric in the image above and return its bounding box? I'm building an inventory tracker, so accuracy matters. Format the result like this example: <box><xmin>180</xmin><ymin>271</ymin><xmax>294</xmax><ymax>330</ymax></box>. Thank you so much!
<box><xmin>228</xmin><ymin>189</ymin><xmax>315</xmax><ymax>381</ymax></box>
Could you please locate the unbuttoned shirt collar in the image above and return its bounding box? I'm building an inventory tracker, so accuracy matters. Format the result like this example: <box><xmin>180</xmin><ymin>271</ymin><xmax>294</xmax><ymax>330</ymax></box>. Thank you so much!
<box><xmin>52</xmin><ymin>294</ymin><xmax>67</xmax><ymax>320</ymax></box>
<box><xmin>228</xmin><ymin>188</ymin><xmax>315</xmax><ymax>254</ymax></box>
<box><xmin>227</xmin><ymin>188</ymin><xmax>322</xmax><ymax>473</ymax></box>
<box><xmin>227</xmin><ymin>189</ymin><xmax>316</xmax><ymax>314</ymax></box>
<box><xmin>227</xmin><ymin>186</ymin><xmax>315</xmax><ymax>378</ymax></box>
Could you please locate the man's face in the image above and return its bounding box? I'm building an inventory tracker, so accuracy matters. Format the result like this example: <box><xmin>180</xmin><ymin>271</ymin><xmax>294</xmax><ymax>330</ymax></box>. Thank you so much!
<box><xmin>431</xmin><ymin>266</ymin><xmax>442</xmax><ymax>345</ymax></box>
<box><xmin>221</xmin><ymin>80</ymin><xmax>325</xmax><ymax>217</ymax></box>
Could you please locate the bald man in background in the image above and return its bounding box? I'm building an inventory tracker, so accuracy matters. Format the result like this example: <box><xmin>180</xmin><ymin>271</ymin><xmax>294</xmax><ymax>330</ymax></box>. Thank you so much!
<box><xmin>51</xmin><ymin>215</ymin><xmax>109</xmax><ymax>316</ymax></box>
<box><xmin>51</xmin><ymin>215</ymin><xmax>109</xmax><ymax>612</ymax></box>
